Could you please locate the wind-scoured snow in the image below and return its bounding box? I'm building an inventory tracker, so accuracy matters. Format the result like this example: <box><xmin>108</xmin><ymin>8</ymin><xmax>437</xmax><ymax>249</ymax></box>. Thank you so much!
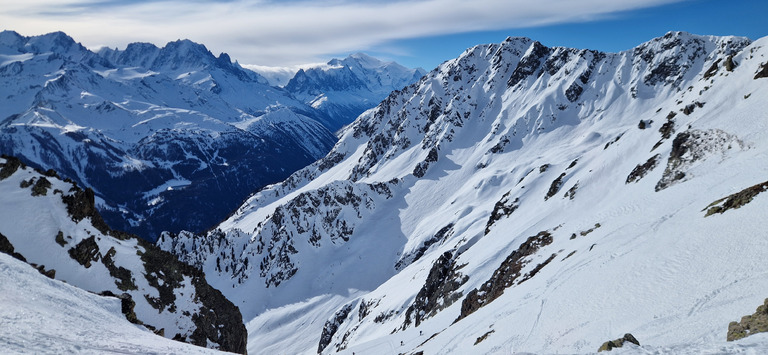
<box><xmin>160</xmin><ymin>32</ymin><xmax>768</xmax><ymax>354</ymax></box>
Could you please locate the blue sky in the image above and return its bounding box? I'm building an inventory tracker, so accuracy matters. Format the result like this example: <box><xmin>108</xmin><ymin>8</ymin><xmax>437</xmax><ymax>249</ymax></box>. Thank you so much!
<box><xmin>1</xmin><ymin>0</ymin><xmax>766</xmax><ymax>70</ymax></box>
<box><xmin>379</xmin><ymin>0</ymin><xmax>768</xmax><ymax>69</ymax></box>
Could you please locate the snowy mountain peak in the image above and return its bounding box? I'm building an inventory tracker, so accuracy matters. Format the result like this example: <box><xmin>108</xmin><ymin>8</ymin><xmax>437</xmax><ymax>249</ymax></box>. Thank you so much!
<box><xmin>160</xmin><ymin>32</ymin><xmax>768</xmax><ymax>354</ymax></box>
<box><xmin>284</xmin><ymin>52</ymin><xmax>426</xmax><ymax>131</ymax></box>
<box><xmin>0</xmin><ymin>31</ymin><xmax>334</xmax><ymax>240</ymax></box>
<box><xmin>0</xmin><ymin>31</ymin><xmax>98</xmax><ymax>64</ymax></box>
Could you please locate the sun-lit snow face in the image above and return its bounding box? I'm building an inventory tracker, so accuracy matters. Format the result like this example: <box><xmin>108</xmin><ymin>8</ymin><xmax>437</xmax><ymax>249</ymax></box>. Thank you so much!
<box><xmin>158</xmin><ymin>33</ymin><xmax>768</xmax><ymax>354</ymax></box>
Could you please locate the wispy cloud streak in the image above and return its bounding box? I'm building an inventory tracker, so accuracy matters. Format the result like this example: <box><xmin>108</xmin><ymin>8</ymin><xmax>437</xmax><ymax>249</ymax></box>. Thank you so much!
<box><xmin>0</xmin><ymin>0</ymin><xmax>684</xmax><ymax>66</ymax></box>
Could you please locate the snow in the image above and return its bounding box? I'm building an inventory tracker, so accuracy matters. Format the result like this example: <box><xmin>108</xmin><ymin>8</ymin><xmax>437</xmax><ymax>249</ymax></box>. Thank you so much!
<box><xmin>0</xmin><ymin>253</ymin><xmax>219</xmax><ymax>355</ymax></box>
<box><xmin>0</xmin><ymin>52</ymin><xmax>33</xmax><ymax>66</ymax></box>
<box><xmin>0</xmin><ymin>158</ymin><xmax>229</xmax><ymax>350</ymax></box>
<box><xmin>159</xmin><ymin>32</ymin><xmax>768</xmax><ymax>354</ymax></box>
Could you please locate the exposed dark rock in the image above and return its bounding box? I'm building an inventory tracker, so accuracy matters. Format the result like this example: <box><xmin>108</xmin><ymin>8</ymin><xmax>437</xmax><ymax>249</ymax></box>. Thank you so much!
<box><xmin>626</xmin><ymin>154</ymin><xmax>660</xmax><ymax>184</ymax></box>
<box><xmin>0</xmin><ymin>155</ymin><xmax>23</xmax><ymax>180</ymax></box>
<box><xmin>61</xmin><ymin>187</ymin><xmax>112</xmax><ymax>236</ymax></box>
<box><xmin>485</xmin><ymin>192</ymin><xmax>519</xmax><ymax>234</ymax></box>
<box><xmin>373</xmin><ymin>310</ymin><xmax>397</xmax><ymax>324</ymax></box>
<box><xmin>403</xmin><ymin>251</ymin><xmax>468</xmax><ymax>329</ymax></box>
<box><xmin>638</xmin><ymin>120</ymin><xmax>647</xmax><ymax>130</ymax></box>
<box><xmin>545</xmin><ymin>173</ymin><xmax>567</xmax><ymax>200</ymax></box>
<box><xmin>67</xmin><ymin>236</ymin><xmax>101</xmax><ymax>268</ymax></box>
<box><xmin>508</xmin><ymin>41</ymin><xmax>551</xmax><ymax>88</ymax></box>
<box><xmin>567</xmin><ymin>159</ymin><xmax>579</xmax><ymax>170</ymax></box>
<box><xmin>704</xmin><ymin>180</ymin><xmax>768</xmax><ymax>216</ymax></box>
<box><xmin>755</xmin><ymin>62</ymin><xmax>768</xmax><ymax>80</ymax></box>
<box><xmin>703</xmin><ymin>58</ymin><xmax>721</xmax><ymax>79</ymax></box>
<box><xmin>652</xmin><ymin>116</ymin><xmax>676</xmax><ymax>151</ymax></box>
<box><xmin>100</xmin><ymin>291</ymin><xmax>142</xmax><ymax>325</ymax></box>
<box><xmin>604</xmin><ymin>134</ymin><xmax>623</xmax><ymax>150</ymax></box>
<box><xmin>656</xmin><ymin>129</ymin><xmax>741</xmax><ymax>191</ymax></box>
<box><xmin>655</xmin><ymin>131</ymin><xmax>691</xmax><ymax>191</ymax></box>
<box><xmin>564</xmin><ymin>183</ymin><xmax>578</xmax><ymax>200</ymax></box>
<box><xmin>456</xmin><ymin>231</ymin><xmax>553</xmax><ymax>322</ymax></box>
<box><xmin>724</xmin><ymin>55</ymin><xmax>737</xmax><ymax>71</ymax></box>
<box><xmin>413</xmin><ymin>147</ymin><xmax>439</xmax><ymax>178</ymax></box>
<box><xmin>598</xmin><ymin>333</ymin><xmax>640</xmax><ymax>352</ymax></box>
<box><xmin>562</xmin><ymin>250</ymin><xmax>577</xmax><ymax>260</ymax></box>
<box><xmin>357</xmin><ymin>298</ymin><xmax>379</xmax><ymax>321</ymax></box>
<box><xmin>318</xmin><ymin>303</ymin><xmax>354</xmax><ymax>353</ymax></box>
<box><xmin>666</xmin><ymin>111</ymin><xmax>677</xmax><ymax>120</ymax></box>
<box><xmin>396</xmin><ymin>224</ymin><xmax>455</xmax><ymax>270</ymax></box>
<box><xmin>19</xmin><ymin>178</ymin><xmax>34</xmax><ymax>188</ymax></box>
<box><xmin>728</xmin><ymin>298</ymin><xmax>768</xmax><ymax>341</ymax></box>
<box><xmin>31</xmin><ymin>176</ymin><xmax>52</xmax><ymax>196</ymax></box>
<box><xmin>31</xmin><ymin>264</ymin><xmax>56</xmax><ymax>279</ymax></box>
<box><xmin>55</xmin><ymin>231</ymin><xmax>67</xmax><ymax>247</ymax></box>
<box><xmin>102</xmin><ymin>247</ymin><xmax>137</xmax><ymax>291</ymax></box>
<box><xmin>571</xmin><ymin>223</ymin><xmax>602</xmax><ymax>239</ymax></box>
<box><xmin>474</xmin><ymin>330</ymin><xmax>495</xmax><ymax>345</ymax></box>
<box><xmin>565</xmin><ymin>82</ymin><xmax>583</xmax><ymax>102</ymax></box>
<box><xmin>539</xmin><ymin>164</ymin><xmax>549</xmax><ymax>173</ymax></box>
<box><xmin>137</xmin><ymin>238</ymin><xmax>247</xmax><ymax>354</ymax></box>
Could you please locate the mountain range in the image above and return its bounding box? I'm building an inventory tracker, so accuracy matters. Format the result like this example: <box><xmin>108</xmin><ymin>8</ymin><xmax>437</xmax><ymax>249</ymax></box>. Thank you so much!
<box><xmin>282</xmin><ymin>53</ymin><xmax>426</xmax><ymax>132</ymax></box>
<box><xmin>158</xmin><ymin>31</ymin><xmax>768</xmax><ymax>354</ymax></box>
<box><xmin>0</xmin><ymin>31</ymin><xmax>422</xmax><ymax>241</ymax></box>
<box><xmin>2</xmin><ymin>29</ymin><xmax>768</xmax><ymax>354</ymax></box>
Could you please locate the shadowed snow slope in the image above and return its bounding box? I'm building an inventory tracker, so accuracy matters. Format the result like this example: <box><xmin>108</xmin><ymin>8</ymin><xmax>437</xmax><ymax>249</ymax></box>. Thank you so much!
<box><xmin>158</xmin><ymin>32</ymin><xmax>768</xmax><ymax>354</ymax></box>
<box><xmin>0</xmin><ymin>30</ymin><xmax>337</xmax><ymax>240</ymax></box>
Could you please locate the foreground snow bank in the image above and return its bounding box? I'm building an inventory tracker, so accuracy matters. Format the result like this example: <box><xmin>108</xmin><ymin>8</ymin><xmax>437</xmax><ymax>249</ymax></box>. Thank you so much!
<box><xmin>0</xmin><ymin>253</ymin><xmax>220</xmax><ymax>354</ymax></box>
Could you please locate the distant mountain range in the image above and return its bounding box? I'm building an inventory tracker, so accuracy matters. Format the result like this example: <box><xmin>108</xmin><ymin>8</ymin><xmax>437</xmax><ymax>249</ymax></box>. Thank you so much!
<box><xmin>281</xmin><ymin>53</ymin><xmax>426</xmax><ymax>132</ymax></box>
<box><xmin>0</xmin><ymin>30</ymin><xmax>423</xmax><ymax>240</ymax></box>
<box><xmin>3</xmin><ymin>29</ymin><xmax>768</xmax><ymax>355</ymax></box>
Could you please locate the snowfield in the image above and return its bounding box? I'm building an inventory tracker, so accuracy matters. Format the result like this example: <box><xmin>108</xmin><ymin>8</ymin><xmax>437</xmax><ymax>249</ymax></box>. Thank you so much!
<box><xmin>0</xmin><ymin>253</ymin><xmax>219</xmax><ymax>354</ymax></box>
<box><xmin>159</xmin><ymin>32</ymin><xmax>768</xmax><ymax>354</ymax></box>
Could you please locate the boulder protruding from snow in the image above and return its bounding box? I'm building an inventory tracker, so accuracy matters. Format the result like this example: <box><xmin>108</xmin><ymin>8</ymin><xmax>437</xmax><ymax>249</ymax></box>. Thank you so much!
<box><xmin>597</xmin><ymin>333</ymin><xmax>640</xmax><ymax>352</ymax></box>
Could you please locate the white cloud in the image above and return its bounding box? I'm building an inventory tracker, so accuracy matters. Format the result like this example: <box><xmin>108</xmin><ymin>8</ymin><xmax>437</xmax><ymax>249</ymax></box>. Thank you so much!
<box><xmin>0</xmin><ymin>0</ymin><xmax>684</xmax><ymax>66</ymax></box>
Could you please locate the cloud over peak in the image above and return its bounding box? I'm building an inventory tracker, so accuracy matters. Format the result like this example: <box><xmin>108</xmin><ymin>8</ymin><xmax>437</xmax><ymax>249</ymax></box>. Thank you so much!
<box><xmin>1</xmin><ymin>0</ymin><xmax>683</xmax><ymax>67</ymax></box>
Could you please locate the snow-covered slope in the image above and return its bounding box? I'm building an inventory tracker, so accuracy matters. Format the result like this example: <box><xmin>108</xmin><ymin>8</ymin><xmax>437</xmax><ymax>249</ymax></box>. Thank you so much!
<box><xmin>0</xmin><ymin>30</ymin><xmax>337</xmax><ymax>240</ymax></box>
<box><xmin>284</xmin><ymin>53</ymin><xmax>426</xmax><ymax>132</ymax></box>
<box><xmin>0</xmin><ymin>252</ymin><xmax>226</xmax><ymax>354</ymax></box>
<box><xmin>159</xmin><ymin>31</ymin><xmax>768</xmax><ymax>354</ymax></box>
<box><xmin>0</xmin><ymin>156</ymin><xmax>246</xmax><ymax>353</ymax></box>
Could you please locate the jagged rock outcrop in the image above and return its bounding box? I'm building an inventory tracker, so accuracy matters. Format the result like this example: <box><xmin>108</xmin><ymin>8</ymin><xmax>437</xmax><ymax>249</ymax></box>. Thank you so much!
<box><xmin>598</xmin><ymin>333</ymin><xmax>640</xmax><ymax>352</ymax></box>
<box><xmin>0</xmin><ymin>156</ymin><xmax>247</xmax><ymax>353</ymax></box>
<box><xmin>457</xmin><ymin>231</ymin><xmax>554</xmax><ymax>322</ymax></box>
<box><xmin>728</xmin><ymin>298</ymin><xmax>768</xmax><ymax>341</ymax></box>
<box><xmin>403</xmin><ymin>251</ymin><xmax>468</xmax><ymax>328</ymax></box>
<box><xmin>704</xmin><ymin>179</ymin><xmax>768</xmax><ymax>216</ymax></box>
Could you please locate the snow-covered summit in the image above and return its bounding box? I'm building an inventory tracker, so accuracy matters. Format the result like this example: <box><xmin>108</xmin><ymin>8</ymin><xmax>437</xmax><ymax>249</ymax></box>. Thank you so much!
<box><xmin>283</xmin><ymin>53</ymin><xmax>426</xmax><ymax>131</ymax></box>
<box><xmin>160</xmin><ymin>31</ymin><xmax>768</xmax><ymax>354</ymax></box>
<box><xmin>0</xmin><ymin>31</ymin><xmax>338</xmax><ymax>240</ymax></box>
